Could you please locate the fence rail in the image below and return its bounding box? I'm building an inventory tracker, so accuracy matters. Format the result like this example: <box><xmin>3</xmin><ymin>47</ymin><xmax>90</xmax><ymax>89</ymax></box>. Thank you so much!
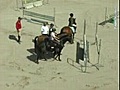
<box><xmin>23</xmin><ymin>10</ymin><xmax>55</xmax><ymax>21</ymax></box>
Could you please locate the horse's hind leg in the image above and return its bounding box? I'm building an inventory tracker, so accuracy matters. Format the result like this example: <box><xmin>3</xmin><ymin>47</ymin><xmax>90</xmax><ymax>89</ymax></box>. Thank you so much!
<box><xmin>43</xmin><ymin>53</ymin><xmax>47</xmax><ymax>61</ymax></box>
<box><xmin>58</xmin><ymin>54</ymin><xmax>61</xmax><ymax>61</ymax></box>
<box><xmin>54</xmin><ymin>54</ymin><xmax>61</xmax><ymax>61</ymax></box>
<box><xmin>34</xmin><ymin>56</ymin><xmax>39</xmax><ymax>64</ymax></box>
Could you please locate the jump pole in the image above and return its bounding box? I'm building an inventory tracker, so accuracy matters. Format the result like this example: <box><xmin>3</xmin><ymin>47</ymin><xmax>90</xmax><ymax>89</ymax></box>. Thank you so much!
<box><xmin>114</xmin><ymin>7</ymin><xmax>117</xmax><ymax>30</ymax></box>
<box><xmin>83</xmin><ymin>19</ymin><xmax>88</xmax><ymax>73</ymax></box>
<box><xmin>97</xmin><ymin>39</ymin><xmax>102</xmax><ymax>64</ymax></box>
<box><xmin>94</xmin><ymin>22</ymin><xmax>102</xmax><ymax>64</ymax></box>
<box><xmin>95</xmin><ymin>22</ymin><xmax>99</xmax><ymax>53</ymax></box>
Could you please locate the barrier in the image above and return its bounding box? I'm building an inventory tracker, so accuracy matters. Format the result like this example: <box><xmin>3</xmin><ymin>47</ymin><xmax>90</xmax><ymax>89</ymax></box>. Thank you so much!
<box><xmin>95</xmin><ymin>22</ymin><xmax>102</xmax><ymax>64</ymax></box>
<box><xmin>23</xmin><ymin>8</ymin><xmax>55</xmax><ymax>24</ymax></box>
<box><xmin>99</xmin><ymin>7</ymin><xmax>119</xmax><ymax>28</ymax></box>
<box><xmin>67</xmin><ymin>20</ymin><xmax>102</xmax><ymax>73</ymax></box>
<box><xmin>16</xmin><ymin>0</ymin><xmax>49</xmax><ymax>9</ymax></box>
<box><xmin>24</xmin><ymin>0</ymin><xmax>43</xmax><ymax>9</ymax></box>
<box><xmin>82</xmin><ymin>20</ymin><xmax>90</xmax><ymax>72</ymax></box>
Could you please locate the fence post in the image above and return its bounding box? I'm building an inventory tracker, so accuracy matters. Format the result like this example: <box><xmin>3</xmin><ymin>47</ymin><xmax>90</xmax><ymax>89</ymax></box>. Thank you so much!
<box><xmin>53</xmin><ymin>8</ymin><xmax>56</xmax><ymax>25</ymax></box>
<box><xmin>114</xmin><ymin>7</ymin><xmax>117</xmax><ymax>30</ymax></box>
<box><xmin>97</xmin><ymin>39</ymin><xmax>101</xmax><ymax>64</ymax></box>
<box><xmin>83</xmin><ymin>19</ymin><xmax>88</xmax><ymax>73</ymax></box>
<box><xmin>95</xmin><ymin>22</ymin><xmax>99</xmax><ymax>52</ymax></box>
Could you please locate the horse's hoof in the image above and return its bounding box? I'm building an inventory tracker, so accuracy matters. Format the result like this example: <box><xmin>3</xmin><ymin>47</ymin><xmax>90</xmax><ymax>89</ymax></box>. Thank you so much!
<box><xmin>44</xmin><ymin>59</ymin><xmax>47</xmax><ymax>61</ymax></box>
<box><xmin>54</xmin><ymin>57</ymin><xmax>57</xmax><ymax>60</ymax></box>
<box><xmin>36</xmin><ymin>62</ymin><xmax>39</xmax><ymax>64</ymax></box>
<box><xmin>35</xmin><ymin>61</ymin><xmax>39</xmax><ymax>64</ymax></box>
<box><xmin>59</xmin><ymin>59</ymin><xmax>61</xmax><ymax>61</ymax></box>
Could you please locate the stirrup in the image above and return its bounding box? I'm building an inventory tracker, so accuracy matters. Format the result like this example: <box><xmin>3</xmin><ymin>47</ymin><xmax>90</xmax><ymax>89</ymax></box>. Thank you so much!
<box><xmin>51</xmin><ymin>47</ymin><xmax>54</xmax><ymax>49</ymax></box>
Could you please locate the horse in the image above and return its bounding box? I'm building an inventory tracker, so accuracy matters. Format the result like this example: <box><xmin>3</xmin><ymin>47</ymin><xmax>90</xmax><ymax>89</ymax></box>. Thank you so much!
<box><xmin>33</xmin><ymin>33</ymin><xmax>72</xmax><ymax>64</ymax></box>
<box><xmin>60</xmin><ymin>26</ymin><xmax>75</xmax><ymax>43</ymax></box>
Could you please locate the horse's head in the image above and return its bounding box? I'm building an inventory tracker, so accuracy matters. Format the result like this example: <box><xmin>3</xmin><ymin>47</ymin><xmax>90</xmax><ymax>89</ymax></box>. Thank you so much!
<box><xmin>57</xmin><ymin>33</ymin><xmax>73</xmax><ymax>45</ymax></box>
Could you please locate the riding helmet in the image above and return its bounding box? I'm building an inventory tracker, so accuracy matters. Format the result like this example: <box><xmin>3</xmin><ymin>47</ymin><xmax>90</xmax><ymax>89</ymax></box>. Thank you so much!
<box><xmin>70</xmin><ymin>13</ymin><xmax>74</xmax><ymax>17</ymax></box>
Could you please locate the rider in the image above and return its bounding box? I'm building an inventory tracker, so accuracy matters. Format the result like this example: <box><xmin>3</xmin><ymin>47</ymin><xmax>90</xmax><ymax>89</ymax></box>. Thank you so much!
<box><xmin>50</xmin><ymin>28</ymin><xmax>60</xmax><ymax>48</ymax></box>
<box><xmin>49</xmin><ymin>23</ymin><xmax>55</xmax><ymax>36</ymax></box>
<box><xmin>68</xmin><ymin>13</ymin><xmax>77</xmax><ymax>33</ymax></box>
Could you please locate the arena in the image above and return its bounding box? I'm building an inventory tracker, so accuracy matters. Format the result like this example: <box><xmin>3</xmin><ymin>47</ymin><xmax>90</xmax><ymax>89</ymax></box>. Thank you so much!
<box><xmin>0</xmin><ymin>0</ymin><xmax>119</xmax><ymax>90</ymax></box>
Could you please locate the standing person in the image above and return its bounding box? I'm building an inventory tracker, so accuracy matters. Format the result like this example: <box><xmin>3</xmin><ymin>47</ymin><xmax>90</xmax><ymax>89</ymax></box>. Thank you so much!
<box><xmin>68</xmin><ymin>13</ymin><xmax>77</xmax><ymax>40</ymax></box>
<box><xmin>41</xmin><ymin>22</ymin><xmax>49</xmax><ymax>35</ymax></box>
<box><xmin>16</xmin><ymin>17</ymin><xmax>22</xmax><ymax>43</ymax></box>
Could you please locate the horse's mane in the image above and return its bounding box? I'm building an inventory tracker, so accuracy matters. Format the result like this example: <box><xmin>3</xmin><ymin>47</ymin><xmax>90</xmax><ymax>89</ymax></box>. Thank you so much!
<box><xmin>57</xmin><ymin>33</ymin><xmax>68</xmax><ymax>39</ymax></box>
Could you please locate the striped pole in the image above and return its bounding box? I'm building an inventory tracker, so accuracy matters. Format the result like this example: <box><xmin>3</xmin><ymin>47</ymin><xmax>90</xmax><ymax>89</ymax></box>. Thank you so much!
<box><xmin>114</xmin><ymin>7</ymin><xmax>117</xmax><ymax>30</ymax></box>
<box><xmin>98</xmin><ymin>39</ymin><xmax>102</xmax><ymax>64</ymax></box>
<box><xmin>83</xmin><ymin>19</ymin><xmax>87</xmax><ymax>73</ymax></box>
<box><xmin>95</xmin><ymin>22</ymin><xmax>99</xmax><ymax>53</ymax></box>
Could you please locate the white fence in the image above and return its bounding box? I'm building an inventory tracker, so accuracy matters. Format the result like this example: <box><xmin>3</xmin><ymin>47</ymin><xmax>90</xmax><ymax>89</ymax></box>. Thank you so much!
<box><xmin>23</xmin><ymin>8</ymin><xmax>55</xmax><ymax>24</ymax></box>
<box><xmin>16</xmin><ymin>0</ymin><xmax>49</xmax><ymax>9</ymax></box>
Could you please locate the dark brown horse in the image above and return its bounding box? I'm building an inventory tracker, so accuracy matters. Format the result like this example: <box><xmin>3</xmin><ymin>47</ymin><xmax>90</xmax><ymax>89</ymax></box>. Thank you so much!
<box><xmin>60</xmin><ymin>26</ymin><xmax>74</xmax><ymax>43</ymax></box>
<box><xmin>33</xmin><ymin>32</ymin><xmax>73</xmax><ymax>64</ymax></box>
<box><xmin>33</xmin><ymin>26</ymin><xmax>74</xmax><ymax>52</ymax></box>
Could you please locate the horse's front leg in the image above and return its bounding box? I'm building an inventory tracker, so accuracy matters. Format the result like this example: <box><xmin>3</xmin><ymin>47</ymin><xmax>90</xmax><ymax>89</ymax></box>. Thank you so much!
<box><xmin>41</xmin><ymin>45</ymin><xmax>47</xmax><ymax>61</ymax></box>
<box><xmin>54</xmin><ymin>53</ymin><xmax>61</xmax><ymax>61</ymax></box>
<box><xmin>34</xmin><ymin>55</ymin><xmax>39</xmax><ymax>64</ymax></box>
<box><xmin>58</xmin><ymin>53</ymin><xmax>61</xmax><ymax>61</ymax></box>
<box><xmin>43</xmin><ymin>52</ymin><xmax>47</xmax><ymax>61</ymax></box>
<box><xmin>34</xmin><ymin>49</ymin><xmax>39</xmax><ymax>64</ymax></box>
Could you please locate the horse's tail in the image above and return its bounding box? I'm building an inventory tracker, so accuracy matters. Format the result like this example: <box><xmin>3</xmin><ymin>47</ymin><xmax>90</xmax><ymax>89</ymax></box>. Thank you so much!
<box><xmin>33</xmin><ymin>36</ymin><xmax>38</xmax><ymax>53</ymax></box>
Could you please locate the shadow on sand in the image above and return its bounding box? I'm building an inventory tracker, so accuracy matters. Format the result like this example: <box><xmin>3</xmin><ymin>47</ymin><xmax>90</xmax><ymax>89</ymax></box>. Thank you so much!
<box><xmin>27</xmin><ymin>48</ymin><xmax>54</xmax><ymax>64</ymax></box>
<box><xmin>8</xmin><ymin>35</ymin><xmax>18</xmax><ymax>43</ymax></box>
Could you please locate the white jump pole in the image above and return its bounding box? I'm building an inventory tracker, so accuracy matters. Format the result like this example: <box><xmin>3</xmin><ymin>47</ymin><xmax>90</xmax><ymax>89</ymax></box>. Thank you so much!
<box><xmin>84</xmin><ymin>35</ymin><xmax>87</xmax><ymax>72</ymax></box>
<box><xmin>114</xmin><ymin>7</ymin><xmax>117</xmax><ymax>30</ymax></box>
<box><xmin>98</xmin><ymin>39</ymin><xmax>102</xmax><ymax>64</ymax></box>
<box><xmin>83</xmin><ymin>19</ymin><xmax>87</xmax><ymax>72</ymax></box>
<box><xmin>95</xmin><ymin>22</ymin><xmax>99</xmax><ymax>53</ymax></box>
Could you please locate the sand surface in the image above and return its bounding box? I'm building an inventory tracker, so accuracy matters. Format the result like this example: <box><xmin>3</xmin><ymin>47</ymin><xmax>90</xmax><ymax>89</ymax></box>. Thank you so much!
<box><xmin>0</xmin><ymin>0</ymin><xmax>119</xmax><ymax>90</ymax></box>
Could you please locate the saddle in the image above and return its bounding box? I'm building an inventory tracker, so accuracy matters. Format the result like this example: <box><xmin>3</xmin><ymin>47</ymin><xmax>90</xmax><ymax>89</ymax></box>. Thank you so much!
<box><xmin>44</xmin><ymin>37</ymin><xmax>61</xmax><ymax>51</ymax></box>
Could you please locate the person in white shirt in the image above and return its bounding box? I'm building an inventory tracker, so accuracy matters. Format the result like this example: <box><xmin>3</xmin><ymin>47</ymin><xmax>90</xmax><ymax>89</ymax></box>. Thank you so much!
<box><xmin>50</xmin><ymin>28</ymin><xmax>59</xmax><ymax>41</ymax></box>
<box><xmin>41</xmin><ymin>22</ymin><xmax>49</xmax><ymax>35</ymax></box>
<box><xmin>50</xmin><ymin>28</ymin><xmax>60</xmax><ymax>48</ymax></box>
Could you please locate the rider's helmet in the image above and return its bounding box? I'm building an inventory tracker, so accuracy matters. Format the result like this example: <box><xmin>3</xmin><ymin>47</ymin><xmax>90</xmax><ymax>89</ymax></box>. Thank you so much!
<box><xmin>50</xmin><ymin>23</ymin><xmax>54</xmax><ymax>27</ymax></box>
<box><xmin>70</xmin><ymin>13</ymin><xmax>74</xmax><ymax>17</ymax></box>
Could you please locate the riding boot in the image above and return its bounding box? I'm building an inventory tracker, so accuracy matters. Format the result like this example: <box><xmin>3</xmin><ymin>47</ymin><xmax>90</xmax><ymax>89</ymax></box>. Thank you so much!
<box><xmin>18</xmin><ymin>35</ymin><xmax>21</xmax><ymax>43</ymax></box>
